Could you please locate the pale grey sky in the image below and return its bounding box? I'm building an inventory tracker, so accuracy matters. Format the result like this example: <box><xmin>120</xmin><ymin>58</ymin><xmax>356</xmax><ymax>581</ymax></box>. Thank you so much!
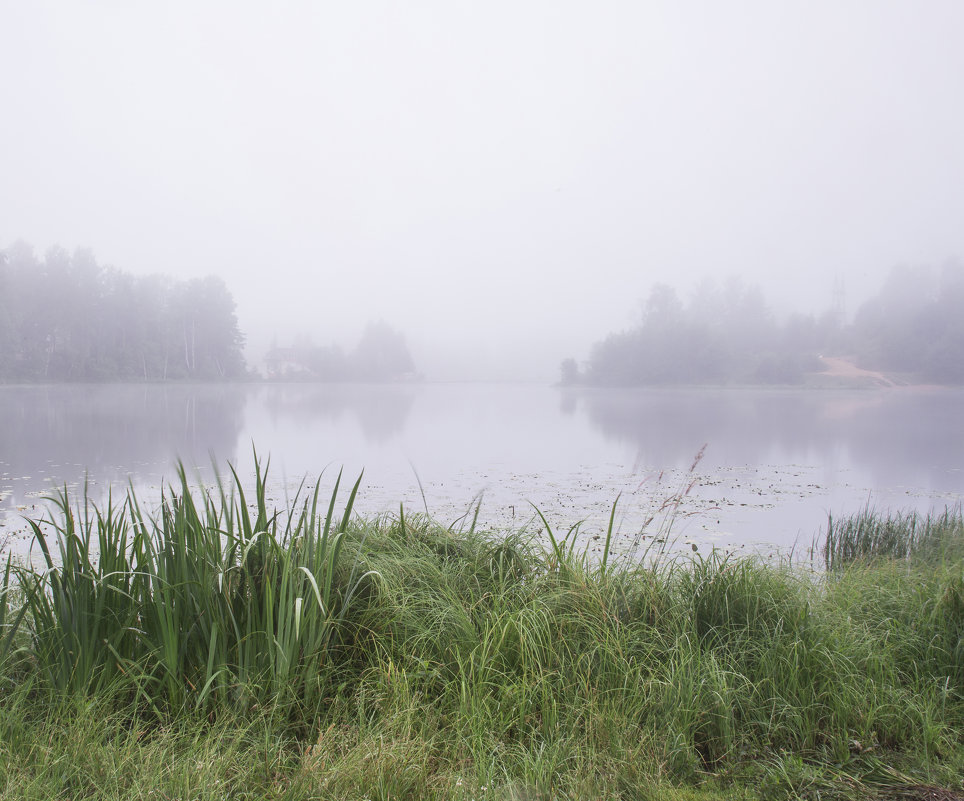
<box><xmin>3</xmin><ymin>2</ymin><xmax>963</xmax><ymax>379</ymax></box>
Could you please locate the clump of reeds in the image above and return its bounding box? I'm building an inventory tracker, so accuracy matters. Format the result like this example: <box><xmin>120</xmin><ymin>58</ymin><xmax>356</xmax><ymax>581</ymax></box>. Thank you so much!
<box><xmin>4</xmin><ymin>457</ymin><xmax>377</xmax><ymax>716</ymax></box>
<box><xmin>823</xmin><ymin>505</ymin><xmax>964</xmax><ymax>569</ymax></box>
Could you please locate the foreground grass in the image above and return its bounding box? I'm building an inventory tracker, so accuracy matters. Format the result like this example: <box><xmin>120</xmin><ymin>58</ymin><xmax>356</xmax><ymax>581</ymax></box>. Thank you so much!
<box><xmin>1</xmin><ymin>465</ymin><xmax>962</xmax><ymax>800</ymax></box>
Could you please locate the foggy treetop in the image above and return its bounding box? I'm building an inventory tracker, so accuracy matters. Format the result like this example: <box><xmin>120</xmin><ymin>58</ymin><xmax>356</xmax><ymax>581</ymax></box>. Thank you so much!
<box><xmin>0</xmin><ymin>242</ymin><xmax>245</xmax><ymax>381</ymax></box>
<box><xmin>0</xmin><ymin>240</ymin><xmax>422</xmax><ymax>384</ymax></box>
<box><xmin>568</xmin><ymin>263</ymin><xmax>964</xmax><ymax>386</ymax></box>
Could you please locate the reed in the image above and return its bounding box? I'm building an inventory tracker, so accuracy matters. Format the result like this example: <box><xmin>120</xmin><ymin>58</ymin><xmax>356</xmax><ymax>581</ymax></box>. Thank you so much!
<box><xmin>8</xmin><ymin>455</ymin><xmax>377</xmax><ymax>716</ymax></box>
<box><xmin>823</xmin><ymin>505</ymin><xmax>964</xmax><ymax>569</ymax></box>
<box><xmin>0</xmin><ymin>553</ymin><xmax>27</xmax><ymax>668</ymax></box>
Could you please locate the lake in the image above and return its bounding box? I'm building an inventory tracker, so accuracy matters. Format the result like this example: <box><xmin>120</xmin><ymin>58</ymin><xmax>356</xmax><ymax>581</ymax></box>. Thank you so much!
<box><xmin>1</xmin><ymin>383</ymin><xmax>962</xmax><ymax>560</ymax></box>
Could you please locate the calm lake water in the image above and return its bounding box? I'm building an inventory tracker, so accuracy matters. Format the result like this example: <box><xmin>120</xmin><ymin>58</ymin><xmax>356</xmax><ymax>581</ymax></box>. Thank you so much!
<box><xmin>1</xmin><ymin>383</ymin><xmax>962</xmax><ymax>559</ymax></box>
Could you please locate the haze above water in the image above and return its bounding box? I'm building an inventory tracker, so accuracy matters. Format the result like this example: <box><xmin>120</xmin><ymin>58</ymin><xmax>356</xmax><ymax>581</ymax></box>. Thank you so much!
<box><xmin>2</xmin><ymin>384</ymin><xmax>961</xmax><ymax>560</ymax></box>
<box><xmin>3</xmin><ymin>3</ymin><xmax>964</xmax><ymax>379</ymax></box>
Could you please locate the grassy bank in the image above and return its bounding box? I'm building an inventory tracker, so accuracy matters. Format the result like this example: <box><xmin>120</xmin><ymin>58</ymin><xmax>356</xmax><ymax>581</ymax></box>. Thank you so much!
<box><xmin>1</xmin><ymin>464</ymin><xmax>962</xmax><ymax>800</ymax></box>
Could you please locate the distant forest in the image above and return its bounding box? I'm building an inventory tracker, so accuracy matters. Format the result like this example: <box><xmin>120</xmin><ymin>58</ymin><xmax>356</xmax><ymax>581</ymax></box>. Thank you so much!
<box><xmin>0</xmin><ymin>241</ymin><xmax>246</xmax><ymax>381</ymax></box>
<box><xmin>565</xmin><ymin>262</ymin><xmax>964</xmax><ymax>386</ymax></box>
<box><xmin>265</xmin><ymin>322</ymin><xmax>418</xmax><ymax>383</ymax></box>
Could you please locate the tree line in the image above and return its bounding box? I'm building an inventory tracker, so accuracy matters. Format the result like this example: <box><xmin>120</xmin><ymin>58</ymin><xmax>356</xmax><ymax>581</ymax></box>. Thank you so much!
<box><xmin>0</xmin><ymin>241</ymin><xmax>246</xmax><ymax>381</ymax></box>
<box><xmin>265</xmin><ymin>321</ymin><xmax>417</xmax><ymax>382</ymax></box>
<box><xmin>849</xmin><ymin>262</ymin><xmax>964</xmax><ymax>383</ymax></box>
<box><xmin>565</xmin><ymin>262</ymin><xmax>964</xmax><ymax>386</ymax></box>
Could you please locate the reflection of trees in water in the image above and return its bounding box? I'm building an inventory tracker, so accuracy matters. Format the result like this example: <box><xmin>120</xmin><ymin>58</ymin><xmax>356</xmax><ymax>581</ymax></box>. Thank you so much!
<box><xmin>0</xmin><ymin>384</ymin><xmax>245</xmax><ymax>504</ymax></box>
<box><xmin>839</xmin><ymin>391</ymin><xmax>964</xmax><ymax>490</ymax></box>
<box><xmin>261</xmin><ymin>384</ymin><xmax>415</xmax><ymax>444</ymax></box>
<box><xmin>574</xmin><ymin>388</ymin><xmax>821</xmax><ymax>466</ymax></box>
<box><xmin>576</xmin><ymin>388</ymin><xmax>964</xmax><ymax>491</ymax></box>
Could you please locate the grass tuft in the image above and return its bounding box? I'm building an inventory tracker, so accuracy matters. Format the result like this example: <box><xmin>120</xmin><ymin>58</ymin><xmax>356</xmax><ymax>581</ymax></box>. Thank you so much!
<box><xmin>8</xmin><ymin>453</ymin><xmax>377</xmax><ymax>717</ymax></box>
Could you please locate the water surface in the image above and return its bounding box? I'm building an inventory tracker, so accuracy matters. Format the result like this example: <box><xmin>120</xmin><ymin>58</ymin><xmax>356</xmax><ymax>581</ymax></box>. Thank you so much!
<box><xmin>1</xmin><ymin>383</ymin><xmax>961</xmax><ymax>559</ymax></box>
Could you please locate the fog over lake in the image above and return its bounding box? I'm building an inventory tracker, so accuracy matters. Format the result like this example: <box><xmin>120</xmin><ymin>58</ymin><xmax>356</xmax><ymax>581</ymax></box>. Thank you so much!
<box><xmin>2</xmin><ymin>383</ymin><xmax>961</xmax><ymax>560</ymax></box>
<box><xmin>4</xmin><ymin>3</ymin><xmax>964</xmax><ymax>380</ymax></box>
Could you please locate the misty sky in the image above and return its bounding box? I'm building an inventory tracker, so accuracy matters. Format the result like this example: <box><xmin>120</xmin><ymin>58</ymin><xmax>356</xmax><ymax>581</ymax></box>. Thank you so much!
<box><xmin>3</xmin><ymin>2</ymin><xmax>963</xmax><ymax>380</ymax></box>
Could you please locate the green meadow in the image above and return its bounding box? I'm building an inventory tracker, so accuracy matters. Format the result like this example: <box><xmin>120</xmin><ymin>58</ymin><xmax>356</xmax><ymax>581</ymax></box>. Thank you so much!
<box><xmin>1</xmin><ymin>461</ymin><xmax>962</xmax><ymax>800</ymax></box>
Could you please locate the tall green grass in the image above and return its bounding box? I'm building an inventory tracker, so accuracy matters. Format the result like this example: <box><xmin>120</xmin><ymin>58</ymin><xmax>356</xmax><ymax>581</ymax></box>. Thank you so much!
<box><xmin>2</xmin><ymin>468</ymin><xmax>963</xmax><ymax>799</ymax></box>
<box><xmin>7</xmin><ymin>458</ymin><xmax>377</xmax><ymax>716</ymax></box>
